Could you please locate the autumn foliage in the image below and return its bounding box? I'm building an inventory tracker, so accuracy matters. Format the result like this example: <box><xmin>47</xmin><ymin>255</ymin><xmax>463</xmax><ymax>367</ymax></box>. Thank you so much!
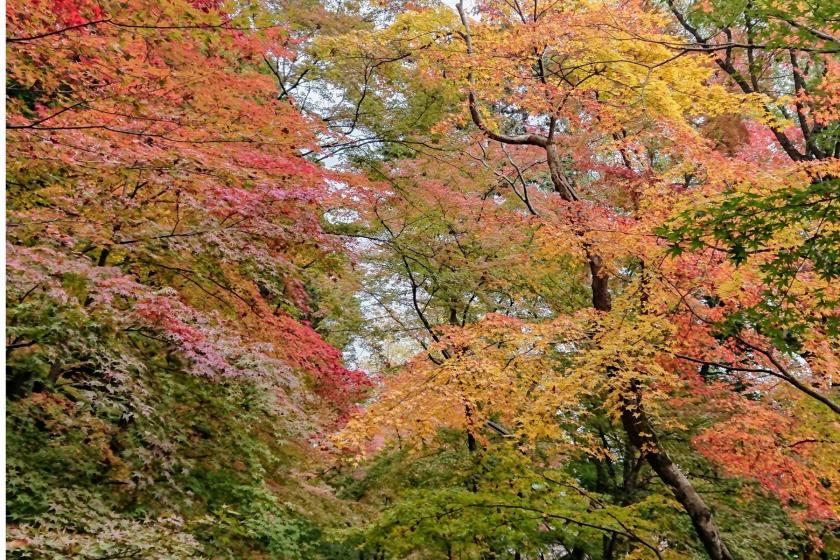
<box><xmin>6</xmin><ymin>0</ymin><xmax>369</xmax><ymax>556</ymax></box>
<box><xmin>5</xmin><ymin>0</ymin><xmax>840</xmax><ymax>559</ymax></box>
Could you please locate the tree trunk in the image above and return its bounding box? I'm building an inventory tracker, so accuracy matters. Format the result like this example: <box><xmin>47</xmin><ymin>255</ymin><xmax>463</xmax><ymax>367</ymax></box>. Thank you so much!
<box><xmin>546</xmin><ymin>143</ymin><xmax>578</xmax><ymax>202</ymax></box>
<box><xmin>587</xmin><ymin>251</ymin><xmax>612</xmax><ymax>313</ymax></box>
<box><xmin>621</xmin><ymin>387</ymin><xmax>733</xmax><ymax>560</ymax></box>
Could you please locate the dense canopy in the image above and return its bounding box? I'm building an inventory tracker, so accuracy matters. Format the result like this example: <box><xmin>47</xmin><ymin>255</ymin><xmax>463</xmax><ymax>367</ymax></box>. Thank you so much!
<box><xmin>5</xmin><ymin>0</ymin><xmax>839</xmax><ymax>558</ymax></box>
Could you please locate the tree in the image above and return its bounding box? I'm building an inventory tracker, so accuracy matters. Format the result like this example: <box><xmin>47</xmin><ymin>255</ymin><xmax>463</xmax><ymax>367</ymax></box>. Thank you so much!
<box><xmin>317</xmin><ymin>0</ymin><xmax>839</xmax><ymax>557</ymax></box>
<box><xmin>6</xmin><ymin>0</ymin><xmax>370</xmax><ymax>556</ymax></box>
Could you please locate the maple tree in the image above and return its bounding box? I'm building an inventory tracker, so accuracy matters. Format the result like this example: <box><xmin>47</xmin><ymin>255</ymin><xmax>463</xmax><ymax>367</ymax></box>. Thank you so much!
<box><xmin>6</xmin><ymin>0</ymin><xmax>370</xmax><ymax>556</ymax></box>
<box><xmin>314</xmin><ymin>0</ymin><xmax>839</xmax><ymax>558</ymax></box>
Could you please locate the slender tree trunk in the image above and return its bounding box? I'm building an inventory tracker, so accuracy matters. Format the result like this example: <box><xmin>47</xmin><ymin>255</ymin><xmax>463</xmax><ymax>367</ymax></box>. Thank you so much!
<box><xmin>546</xmin><ymin>143</ymin><xmax>578</xmax><ymax>201</ymax></box>
<box><xmin>621</xmin><ymin>385</ymin><xmax>733</xmax><ymax>560</ymax></box>
<box><xmin>587</xmin><ymin>251</ymin><xmax>612</xmax><ymax>313</ymax></box>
